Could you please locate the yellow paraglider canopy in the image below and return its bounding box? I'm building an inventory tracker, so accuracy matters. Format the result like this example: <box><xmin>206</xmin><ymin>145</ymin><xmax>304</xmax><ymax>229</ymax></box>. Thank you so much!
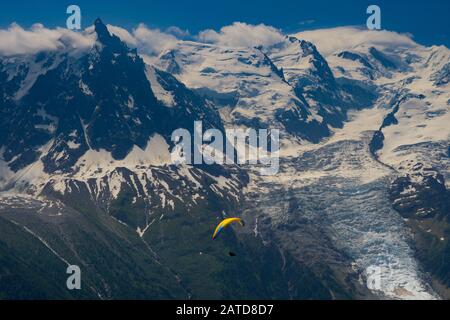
<box><xmin>212</xmin><ymin>217</ymin><xmax>245</xmax><ymax>240</ymax></box>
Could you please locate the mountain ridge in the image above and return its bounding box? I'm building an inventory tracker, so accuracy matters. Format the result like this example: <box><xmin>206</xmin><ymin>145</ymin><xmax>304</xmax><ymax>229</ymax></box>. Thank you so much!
<box><xmin>0</xmin><ymin>20</ymin><xmax>449</xmax><ymax>300</ymax></box>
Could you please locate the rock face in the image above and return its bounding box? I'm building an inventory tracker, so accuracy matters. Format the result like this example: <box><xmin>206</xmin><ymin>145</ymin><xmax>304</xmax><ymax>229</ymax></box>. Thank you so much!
<box><xmin>1</xmin><ymin>19</ymin><xmax>222</xmax><ymax>174</ymax></box>
<box><xmin>0</xmin><ymin>20</ymin><xmax>332</xmax><ymax>300</ymax></box>
<box><xmin>156</xmin><ymin>36</ymin><xmax>376</xmax><ymax>144</ymax></box>
<box><xmin>0</xmin><ymin>21</ymin><xmax>450</xmax><ymax>299</ymax></box>
<box><xmin>389</xmin><ymin>168</ymin><xmax>450</xmax><ymax>219</ymax></box>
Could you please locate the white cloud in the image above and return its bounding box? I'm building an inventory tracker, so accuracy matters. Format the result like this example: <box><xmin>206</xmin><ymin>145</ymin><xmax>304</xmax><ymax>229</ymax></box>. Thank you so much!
<box><xmin>80</xmin><ymin>23</ymin><xmax>179</xmax><ymax>56</ymax></box>
<box><xmin>0</xmin><ymin>23</ymin><xmax>94</xmax><ymax>56</ymax></box>
<box><xmin>0</xmin><ymin>22</ymin><xmax>179</xmax><ymax>57</ymax></box>
<box><xmin>104</xmin><ymin>24</ymin><xmax>179</xmax><ymax>56</ymax></box>
<box><xmin>106</xmin><ymin>24</ymin><xmax>137</xmax><ymax>46</ymax></box>
<box><xmin>0</xmin><ymin>22</ymin><xmax>423</xmax><ymax>60</ymax></box>
<box><xmin>106</xmin><ymin>22</ymin><xmax>284</xmax><ymax>55</ymax></box>
<box><xmin>109</xmin><ymin>25</ymin><xmax>191</xmax><ymax>55</ymax></box>
<box><xmin>197</xmin><ymin>22</ymin><xmax>284</xmax><ymax>48</ymax></box>
<box><xmin>165</xmin><ymin>26</ymin><xmax>190</xmax><ymax>39</ymax></box>
<box><xmin>293</xmin><ymin>26</ymin><xmax>420</xmax><ymax>57</ymax></box>
<box><xmin>131</xmin><ymin>24</ymin><xmax>179</xmax><ymax>56</ymax></box>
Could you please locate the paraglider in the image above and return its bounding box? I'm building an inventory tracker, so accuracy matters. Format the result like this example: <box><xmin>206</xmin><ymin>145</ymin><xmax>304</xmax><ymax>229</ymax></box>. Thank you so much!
<box><xmin>212</xmin><ymin>217</ymin><xmax>245</xmax><ymax>240</ymax></box>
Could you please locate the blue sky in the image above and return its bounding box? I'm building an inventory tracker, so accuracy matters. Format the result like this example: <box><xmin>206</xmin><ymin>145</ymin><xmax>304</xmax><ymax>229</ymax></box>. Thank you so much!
<box><xmin>1</xmin><ymin>0</ymin><xmax>449</xmax><ymax>47</ymax></box>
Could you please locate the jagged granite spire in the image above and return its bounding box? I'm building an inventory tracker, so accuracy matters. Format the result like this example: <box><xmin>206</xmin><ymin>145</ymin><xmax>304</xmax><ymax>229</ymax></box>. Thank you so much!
<box><xmin>94</xmin><ymin>18</ymin><xmax>125</xmax><ymax>50</ymax></box>
<box><xmin>94</xmin><ymin>18</ymin><xmax>109</xmax><ymax>40</ymax></box>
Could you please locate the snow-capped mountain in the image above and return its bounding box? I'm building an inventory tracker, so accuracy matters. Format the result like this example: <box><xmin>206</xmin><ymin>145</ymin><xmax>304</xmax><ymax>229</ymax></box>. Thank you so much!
<box><xmin>0</xmin><ymin>20</ymin><xmax>449</xmax><ymax>300</ymax></box>
<box><xmin>155</xmin><ymin>36</ymin><xmax>376</xmax><ymax>144</ymax></box>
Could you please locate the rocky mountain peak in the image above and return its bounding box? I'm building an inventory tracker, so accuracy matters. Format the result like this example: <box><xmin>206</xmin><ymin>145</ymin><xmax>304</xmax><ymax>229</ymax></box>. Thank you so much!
<box><xmin>94</xmin><ymin>18</ymin><xmax>125</xmax><ymax>51</ymax></box>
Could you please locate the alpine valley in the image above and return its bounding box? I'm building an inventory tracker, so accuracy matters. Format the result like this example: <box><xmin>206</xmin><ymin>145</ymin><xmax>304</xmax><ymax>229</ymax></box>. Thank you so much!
<box><xmin>0</xmin><ymin>19</ymin><xmax>449</xmax><ymax>300</ymax></box>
